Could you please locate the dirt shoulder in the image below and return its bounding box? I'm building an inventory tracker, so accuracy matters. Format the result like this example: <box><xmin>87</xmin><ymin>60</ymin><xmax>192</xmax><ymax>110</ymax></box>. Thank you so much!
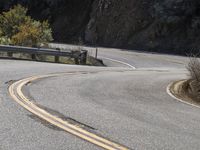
<box><xmin>169</xmin><ymin>79</ymin><xmax>200</xmax><ymax>107</ymax></box>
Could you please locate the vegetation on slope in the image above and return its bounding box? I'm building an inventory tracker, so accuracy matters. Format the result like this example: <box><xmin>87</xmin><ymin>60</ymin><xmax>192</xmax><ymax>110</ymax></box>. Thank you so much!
<box><xmin>0</xmin><ymin>5</ymin><xmax>53</xmax><ymax>46</ymax></box>
<box><xmin>187</xmin><ymin>57</ymin><xmax>200</xmax><ymax>101</ymax></box>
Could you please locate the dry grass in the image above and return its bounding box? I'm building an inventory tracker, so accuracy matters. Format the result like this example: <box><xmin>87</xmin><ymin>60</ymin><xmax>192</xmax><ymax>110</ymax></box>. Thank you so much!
<box><xmin>187</xmin><ymin>56</ymin><xmax>200</xmax><ymax>101</ymax></box>
<box><xmin>187</xmin><ymin>56</ymin><xmax>200</xmax><ymax>82</ymax></box>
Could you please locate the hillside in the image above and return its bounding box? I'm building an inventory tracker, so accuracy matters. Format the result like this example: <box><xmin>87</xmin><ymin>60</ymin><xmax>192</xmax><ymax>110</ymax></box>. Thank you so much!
<box><xmin>1</xmin><ymin>0</ymin><xmax>200</xmax><ymax>54</ymax></box>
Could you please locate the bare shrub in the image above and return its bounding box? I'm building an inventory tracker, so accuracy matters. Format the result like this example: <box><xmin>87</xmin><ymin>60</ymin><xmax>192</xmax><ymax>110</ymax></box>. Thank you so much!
<box><xmin>187</xmin><ymin>56</ymin><xmax>200</xmax><ymax>100</ymax></box>
<box><xmin>187</xmin><ymin>56</ymin><xmax>200</xmax><ymax>82</ymax></box>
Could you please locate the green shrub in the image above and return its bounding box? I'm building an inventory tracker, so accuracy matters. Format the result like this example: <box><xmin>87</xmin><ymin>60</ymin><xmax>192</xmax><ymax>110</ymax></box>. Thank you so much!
<box><xmin>11</xmin><ymin>19</ymin><xmax>53</xmax><ymax>46</ymax></box>
<box><xmin>0</xmin><ymin>37</ymin><xmax>11</xmax><ymax>45</ymax></box>
<box><xmin>0</xmin><ymin>4</ymin><xmax>53</xmax><ymax>46</ymax></box>
<box><xmin>0</xmin><ymin>5</ymin><xmax>28</xmax><ymax>37</ymax></box>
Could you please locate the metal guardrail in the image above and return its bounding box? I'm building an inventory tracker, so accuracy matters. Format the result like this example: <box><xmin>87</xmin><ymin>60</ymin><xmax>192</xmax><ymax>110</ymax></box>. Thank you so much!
<box><xmin>0</xmin><ymin>45</ymin><xmax>87</xmax><ymax>64</ymax></box>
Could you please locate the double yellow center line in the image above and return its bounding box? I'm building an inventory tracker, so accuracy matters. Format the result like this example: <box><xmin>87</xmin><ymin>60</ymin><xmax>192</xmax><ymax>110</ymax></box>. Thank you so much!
<box><xmin>9</xmin><ymin>73</ymin><xmax>129</xmax><ymax>150</ymax></box>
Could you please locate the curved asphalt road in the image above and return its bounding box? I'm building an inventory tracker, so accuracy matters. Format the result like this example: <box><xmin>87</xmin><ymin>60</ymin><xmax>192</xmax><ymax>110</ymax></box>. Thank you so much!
<box><xmin>0</xmin><ymin>44</ymin><xmax>200</xmax><ymax>150</ymax></box>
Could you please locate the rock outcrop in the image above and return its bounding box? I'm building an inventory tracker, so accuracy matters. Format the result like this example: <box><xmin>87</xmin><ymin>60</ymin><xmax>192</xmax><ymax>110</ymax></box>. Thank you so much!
<box><xmin>1</xmin><ymin>0</ymin><xmax>200</xmax><ymax>54</ymax></box>
<box><xmin>86</xmin><ymin>0</ymin><xmax>200</xmax><ymax>54</ymax></box>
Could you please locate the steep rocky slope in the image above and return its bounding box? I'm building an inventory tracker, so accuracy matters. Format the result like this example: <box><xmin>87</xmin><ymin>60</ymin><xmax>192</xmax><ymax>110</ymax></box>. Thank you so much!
<box><xmin>1</xmin><ymin>0</ymin><xmax>200</xmax><ymax>54</ymax></box>
<box><xmin>86</xmin><ymin>0</ymin><xmax>200</xmax><ymax>54</ymax></box>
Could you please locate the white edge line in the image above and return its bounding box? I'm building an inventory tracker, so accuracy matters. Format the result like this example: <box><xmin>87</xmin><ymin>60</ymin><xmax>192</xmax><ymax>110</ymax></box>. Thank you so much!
<box><xmin>100</xmin><ymin>56</ymin><xmax>136</xmax><ymax>69</ymax></box>
<box><xmin>166</xmin><ymin>82</ymin><xmax>200</xmax><ymax>109</ymax></box>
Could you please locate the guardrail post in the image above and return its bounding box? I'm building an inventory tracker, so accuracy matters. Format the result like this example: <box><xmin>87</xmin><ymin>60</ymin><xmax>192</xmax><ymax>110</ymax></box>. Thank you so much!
<box><xmin>72</xmin><ymin>51</ymin><xmax>80</xmax><ymax>65</ymax></box>
<box><xmin>74</xmin><ymin>58</ymin><xmax>79</xmax><ymax>64</ymax></box>
<box><xmin>55</xmin><ymin>56</ymin><xmax>59</xmax><ymax>63</ymax></box>
<box><xmin>7</xmin><ymin>52</ymin><xmax>13</xmax><ymax>58</ymax></box>
<box><xmin>95</xmin><ymin>48</ymin><xmax>98</xmax><ymax>59</ymax></box>
<box><xmin>55</xmin><ymin>48</ymin><xmax>60</xmax><ymax>63</ymax></box>
<box><xmin>80</xmin><ymin>50</ymin><xmax>87</xmax><ymax>65</ymax></box>
<box><xmin>31</xmin><ymin>54</ymin><xmax>36</xmax><ymax>60</ymax></box>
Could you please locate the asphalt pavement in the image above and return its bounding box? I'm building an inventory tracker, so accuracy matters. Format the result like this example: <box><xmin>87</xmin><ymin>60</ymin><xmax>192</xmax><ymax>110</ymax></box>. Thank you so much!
<box><xmin>0</xmin><ymin>44</ymin><xmax>200</xmax><ymax>150</ymax></box>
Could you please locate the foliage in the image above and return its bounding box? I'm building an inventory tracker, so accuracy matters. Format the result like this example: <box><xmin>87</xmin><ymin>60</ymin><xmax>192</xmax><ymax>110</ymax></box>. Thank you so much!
<box><xmin>39</xmin><ymin>21</ymin><xmax>53</xmax><ymax>44</ymax></box>
<box><xmin>0</xmin><ymin>5</ymin><xmax>28</xmax><ymax>37</ymax></box>
<box><xmin>11</xmin><ymin>19</ymin><xmax>53</xmax><ymax>46</ymax></box>
<box><xmin>0</xmin><ymin>37</ymin><xmax>11</xmax><ymax>45</ymax></box>
<box><xmin>0</xmin><ymin>4</ymin><xmax>53</xmax><ymax>46</ymax></box>
<box><xmin>0</xmin><ymin>29</ymin><xmax>11</xmax><ymax>45</ymax></box>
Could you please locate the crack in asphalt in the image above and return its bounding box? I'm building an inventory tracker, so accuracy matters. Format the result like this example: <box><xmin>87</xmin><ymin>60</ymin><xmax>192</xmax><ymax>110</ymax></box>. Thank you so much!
<box><xmin>35</xmin><ymin>104</ymin><xmax>97</xmax><ymax>131</ymax></box>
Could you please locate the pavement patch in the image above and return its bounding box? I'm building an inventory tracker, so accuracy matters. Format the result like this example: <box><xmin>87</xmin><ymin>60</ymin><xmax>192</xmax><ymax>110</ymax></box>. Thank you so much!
<box><xmin>5</xmin><ymin>80</ymin><xmax>18</xmax><ymax>85</ymax></box>
<box><xmin>28</xmin><ymin>114</ymin><xmax>63</xmax><ymax>131</ymax></box>
<box><xmin>36</xmin><ymin>104</ymin><xmax>97</xmax><ymax>132</ymax></box>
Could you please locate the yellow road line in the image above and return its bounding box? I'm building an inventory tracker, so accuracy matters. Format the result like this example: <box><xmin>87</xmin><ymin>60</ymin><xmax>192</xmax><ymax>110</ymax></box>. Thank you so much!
<box><xmin>9</xmin><ymin>73</ymin><xmax>129</xmax><ymax>150</ymax></box>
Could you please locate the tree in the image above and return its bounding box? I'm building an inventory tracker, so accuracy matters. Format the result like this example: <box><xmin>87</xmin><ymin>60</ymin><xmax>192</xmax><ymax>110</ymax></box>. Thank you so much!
<box><xmin>11</xmin><ymin>19</ymin><xmax>53</xmax><ymax>46</ymax></box>
<box><xmin>0</xmin><ymin>27</ymin><xmax>11</xmax><ymax>45</ymax></box>
<box><xmin>0</xmin><ymin>5</ymin><xmax>28</xmax><ymax>37</ymax></box>
<box><xmin>0</xmin><ymin>4</ymin><xmax>53</xmax><ymax>46</ymax></box>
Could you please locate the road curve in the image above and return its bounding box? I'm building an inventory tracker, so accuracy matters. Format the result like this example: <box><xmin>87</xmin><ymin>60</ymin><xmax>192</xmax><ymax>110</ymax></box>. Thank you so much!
<box><xmin>1</xmin><ymin>44</ymin><xmax>200</xmax><ymax>150</ymax></box>
<box><xmin>9</xmin><ymin>73</ymin><xmax>129</xmax><ymax>150</ymax></box>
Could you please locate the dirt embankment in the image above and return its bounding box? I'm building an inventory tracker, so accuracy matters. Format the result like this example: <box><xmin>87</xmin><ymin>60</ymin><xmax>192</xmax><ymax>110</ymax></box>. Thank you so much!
<box><xmin>170</xmin><ymin>79</ymin><xmax>200</xmax><ymax>107</ymax></box>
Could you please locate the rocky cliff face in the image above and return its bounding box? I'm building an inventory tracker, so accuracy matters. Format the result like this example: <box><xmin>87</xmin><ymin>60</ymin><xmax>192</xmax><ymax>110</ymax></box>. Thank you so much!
<box><xmin>1</xmin><ymin>0</ymin><xmax>200</xmax><ymax>54</ymax></box>
<box><xmin>86</xmin><ymin>0</ymin><xmax>200</xmax><ymax>54</ymax></box>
